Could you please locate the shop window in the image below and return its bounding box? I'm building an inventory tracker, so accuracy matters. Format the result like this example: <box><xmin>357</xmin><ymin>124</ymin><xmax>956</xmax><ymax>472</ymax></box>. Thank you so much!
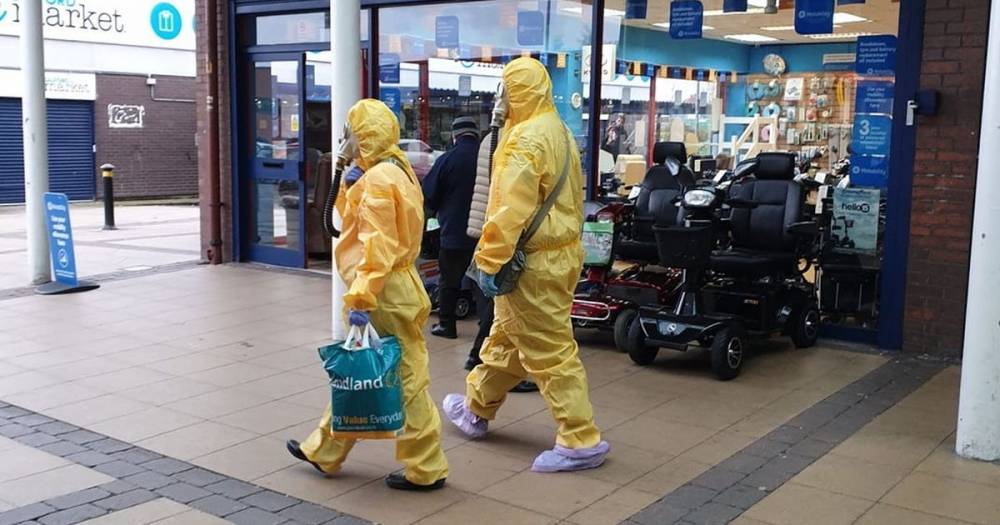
<box><xmin>377</xmin><ymin>1</ymin><xmax>594</xmax><ymax>182</ymax></box>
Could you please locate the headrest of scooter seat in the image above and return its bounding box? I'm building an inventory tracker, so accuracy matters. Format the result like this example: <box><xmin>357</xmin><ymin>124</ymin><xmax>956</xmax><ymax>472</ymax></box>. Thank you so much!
<box><xmin>653</xmin><ymin>142</ymin><xmax>686</xmax><ymax>165</ymax></box>
<box><xmin>754</xmin><ymin>152</ymin><xmax>797</xmax><ymax>180</ymax></box>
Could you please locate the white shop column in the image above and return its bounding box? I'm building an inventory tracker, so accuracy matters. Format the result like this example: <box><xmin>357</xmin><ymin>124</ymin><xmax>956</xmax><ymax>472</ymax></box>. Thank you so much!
<box><xmin>956</xmin><ymin>0</ymin><xmax>1000</xmax><ymax>461</ymax></box>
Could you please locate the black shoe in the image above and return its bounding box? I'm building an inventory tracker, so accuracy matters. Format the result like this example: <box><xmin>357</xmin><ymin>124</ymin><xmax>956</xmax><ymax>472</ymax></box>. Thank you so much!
<box><xmin>431</xmin><ymin>324</ymin><xmax>458</xmax><ymax>339</ymax></box>
<box><xmin>286</xmin><ymin>440</ymin><xmax>326</xmax><ymax>474</ymax></box>
<box><xmin>510</xmin><ymin>381</ymin><xmax>539</xmax><ymax>393</ymax></box>
<box><xmin>385</xmin><ymin>472</ymin><xmax>446</xmax><ymax>491</ymax></box>
<box><xmin>465</xmin><ymin>355</ymin><xmax>483</xmax><ymax>371</ymax></box>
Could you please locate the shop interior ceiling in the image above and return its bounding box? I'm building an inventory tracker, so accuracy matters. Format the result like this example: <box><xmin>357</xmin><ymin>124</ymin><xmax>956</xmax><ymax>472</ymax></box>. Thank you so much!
<box><xmin>601</xmin><ymin>0</ymin><xmax>899</xmax><ymax>44</ymax></box>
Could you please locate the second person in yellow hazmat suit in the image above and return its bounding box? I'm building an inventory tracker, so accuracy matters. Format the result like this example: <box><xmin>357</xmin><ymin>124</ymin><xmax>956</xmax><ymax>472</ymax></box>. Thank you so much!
<box><xmin>442</xmin><ymin>58</ymin><xmax>609</xmax><ymax>472</ymax></box>
<box><xmin>286</xmin><ymin>99</ymin><xmax>449</xmax><ymax>491</ymax></box>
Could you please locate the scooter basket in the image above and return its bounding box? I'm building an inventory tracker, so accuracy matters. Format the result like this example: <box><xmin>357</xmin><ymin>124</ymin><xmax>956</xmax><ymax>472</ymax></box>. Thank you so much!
<box><xmin>653</xmin><ymin>225</ymin><xmax>715</xmax><ymax>269</ymax></box>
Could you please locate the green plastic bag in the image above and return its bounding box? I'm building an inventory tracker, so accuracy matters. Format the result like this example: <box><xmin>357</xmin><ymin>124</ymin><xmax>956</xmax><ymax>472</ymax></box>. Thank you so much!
<box><xmin>582</xmin><ymin>221</ymin><xmax>615</xmax><ymax>266</ymax></box>
<box><xmin>318</xmin><ymin>325</ymin><xmax>405</xmax><ymax>440</ymax></box>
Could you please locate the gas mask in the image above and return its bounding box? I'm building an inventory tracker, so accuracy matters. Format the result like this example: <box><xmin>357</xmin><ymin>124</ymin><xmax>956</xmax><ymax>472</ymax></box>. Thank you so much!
<box><xmin>323</xmin><ymin>122</ymin><xmax>360</xmax><ymax>239</ymax></box>
<box><xmin>491</xmin><ymin>82</ymin><xmax>509</xmax><ymax>130</ymax></box>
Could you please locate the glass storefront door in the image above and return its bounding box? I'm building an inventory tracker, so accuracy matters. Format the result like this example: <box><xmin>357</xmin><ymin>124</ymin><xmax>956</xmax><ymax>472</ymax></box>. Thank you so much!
<box><xmin>245</xmin><ymin>55</ymin><xmax>307</xmax><ymax>267</ymax></box>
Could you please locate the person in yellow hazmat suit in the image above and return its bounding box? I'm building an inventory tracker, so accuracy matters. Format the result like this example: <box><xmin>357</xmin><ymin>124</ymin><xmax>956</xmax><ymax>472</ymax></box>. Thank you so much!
<box><xmin>286</xmin><ymin>99</ymin><xmax>449</xmax><ymax>491</ymax></box>
<box><xmin>442</xmin><ymin>58</ymin><xmax>609</xmax><ymax>472</ymax></box>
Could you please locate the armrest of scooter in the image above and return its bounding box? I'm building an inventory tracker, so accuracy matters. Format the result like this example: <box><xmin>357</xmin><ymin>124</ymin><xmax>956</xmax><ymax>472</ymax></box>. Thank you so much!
<box><xmin>787</xmin><ymin>221</ymin><xmax>820</xmax><ymax>237</ymax></box>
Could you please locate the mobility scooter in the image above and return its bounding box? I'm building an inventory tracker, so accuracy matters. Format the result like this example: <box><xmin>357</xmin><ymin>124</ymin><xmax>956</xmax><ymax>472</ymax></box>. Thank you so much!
<box><xmin>572</xmin><ymin>142</ymin><xmax>695</xmax><ymax>351</ymax></box>
<box><xmin>626</xmin><ymin>152</ymin><xmax>821</xmax><ymax>380</ymax></box>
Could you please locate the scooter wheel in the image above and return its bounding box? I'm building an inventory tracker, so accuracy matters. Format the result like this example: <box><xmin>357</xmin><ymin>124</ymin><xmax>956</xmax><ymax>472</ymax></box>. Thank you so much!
<box><xmin>455</xmin><ymin>297</ymin><xmax>472</xmax><ymax>320</ymax></box>
<box><xmin>627</xmin><ymin>317</ymin><xmax>658</xmax><ymax>365</ymax></box>
<box><xmin>613</xmin><ymin>309</ymin><xmax>637</xmax><ymax>353</ymax></box>
<box><xmin>710</xmin><ymin>326</ymin><xmax>745</xmax><ymax>381</ymax></box>
<box><xmin>790</xmin><ymin>302</ymin><xmax>820</xmax><ymax>349</ymax></box>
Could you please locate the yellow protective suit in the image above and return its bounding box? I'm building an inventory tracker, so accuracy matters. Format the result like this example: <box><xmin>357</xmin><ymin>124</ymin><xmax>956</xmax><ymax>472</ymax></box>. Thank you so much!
<box><xmin>466</xmin><ymin>58</ymin><xmax>602</xmax><ymax>450</ymax></box>
<box><xmin>299</xmin><ymin>99</ymin><xmax>449</xmax><ymax>486</ymax></box>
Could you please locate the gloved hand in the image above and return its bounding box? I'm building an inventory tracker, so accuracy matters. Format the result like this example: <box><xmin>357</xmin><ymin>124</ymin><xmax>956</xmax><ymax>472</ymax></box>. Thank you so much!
<box><xmin>348</xmin><ymin>309</ymin><xmax>370</xmax><ymax>327</ymax></box>
<box><xmin>345</xmin><ymin>166</ymin><xmax>364</xmax><ymax>186</ymax></box>
<box><xmin>478</xmin><ymin>270</ymin><xmax>500</xmax><ymax>298</ymax></box>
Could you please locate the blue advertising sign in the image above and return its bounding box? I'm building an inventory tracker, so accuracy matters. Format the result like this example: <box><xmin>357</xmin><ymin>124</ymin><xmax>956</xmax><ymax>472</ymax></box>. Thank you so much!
<box><xmin>856</xmin><ymin>80</ymin><xmax>895</xmax><ymax>114</ymax></box>
<box><xmin>856</xmin><ymin>35</ymin><xmax>897</xmax><ymax>76</ymax></box>
<box><xmin>667</xmin><ymin>67</ymin><xmax>688</xmax><ymax>79</ymax></box>
<box><xmin>380</xmin><ymin>88</ymin><xmax>401</xmax><ymax>114</ymax></box>
<box><xmin>693</xmin><ymin>68</ymin><xmax>711</xmax><ymax>81</ymax></box>
<box><xmin>378</xmin><ymin>53</ymin><xmax>400</xmax><ymax>83</ymax></box>
<box><xmin>435</xmin><ymin>15</ymin><xmax>460</xmax><ymax>49</ymax></box>
<box><xmin>850</xmin><ymin>155</ymin><xmax>889</xmax><ymax>189</ymax></box>
<box><xmin>150</xmin><ymin>2</ymin><xmax>183</xmax><ymax>41</ymax></box>
<box><xmin>517</xmin><ymin>11</ymin><xmax>545</xmax><ymax>46</ymax></box>
<box><xmin>670</xmin><ymin>1</ymin><xmax>703</xmax><ymax>39</ymax></box>
<box><xmin>794</xmin><ymin>0</ymin><xmax>834</xmax><ymax>35</ymax></box>
<box><xmin>43</xmin><ymin>193</ymin><xmax>78</xmax><ymax>286</ymax></box>
<box><xmin>723</xmin><ymin>0</ymin><xmax>748</xmax><ymax>12</ymax></box>
<box><xmin>853</xmin><ymin>115</ymin><xmax>893</xmax><ymax>156</ymax></box>
<box><xmin>625</xmin><ymin>0</ymin><xmax>647</xmax><ymax>19</ymax></box>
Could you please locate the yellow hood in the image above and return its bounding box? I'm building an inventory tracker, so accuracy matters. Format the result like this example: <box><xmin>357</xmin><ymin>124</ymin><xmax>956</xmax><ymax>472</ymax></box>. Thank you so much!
<box><xmin>502</xmin><ymin>58</ymin><xmax>557</xmax><ymax>127</ymax></box>
<box><xmin>346</xmin><ymin>99</ymin><xmax>413</xmax><ymax>175</ymax></box>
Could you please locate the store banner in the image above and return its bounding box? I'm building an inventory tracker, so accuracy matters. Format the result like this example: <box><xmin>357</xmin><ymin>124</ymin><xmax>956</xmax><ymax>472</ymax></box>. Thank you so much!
<box><xmin>850</xmin><ymin>155</ymin><xmax>889</xmax><ymax>190</ymax></box>
<box><xmin>856</xmin><ymin>35</ymin><xmax>897</xmax><ymax>76</ymax></box>
<box><xmin>0</xmin><ymin>0</ymin><xmax>195</xmax><ymax>51</ymax></box>
<box><xmin>435</xmin><ymin>15</ymin><xmax>460</xmax><ymax>49</ymax></box>
<box><xmin>794</xmin><ymin>0</ymin><xmax>835</xmax><ymax>35</ymax></box>
<box><xmin>380</xmin><ymin>88</ymin><xmax>401</xmax><ymax>115</ymax></box>
<box><xmin>832</xmin><ymin>188</ymin><xmax>880</xmax><ymax>252</ymax></box>
<box><xmin>852</xmin><ymin>115</ymin><xmax>893</xmax><ymax>156</ymax></box>
<box><xmin>669</xmin><ymin>1</ymin><xmax>703</xmax><ymax>40</ymax></box>
<box><xmin>626</xmin><ymin>0</ymin><xmax>648</xmax><ymax>19</ymax></box>
<box><xmin>378</xmin><ymin>53</ymin><xmax>400</xmax><ymax>83</ymax></box>
<box><xmin>856</xmin><ymin>80</ymin><xmax>894</xmax><ymax>114</ymax></box>
<box><xmin>723</xmin><ymin>0</ymin><xmax>749</xmax><ymax>12</ymax></box>
<box><xmin>517</xmin><ymin>11</ymin><xmax>545</xmax><ymax>46</ymax></box>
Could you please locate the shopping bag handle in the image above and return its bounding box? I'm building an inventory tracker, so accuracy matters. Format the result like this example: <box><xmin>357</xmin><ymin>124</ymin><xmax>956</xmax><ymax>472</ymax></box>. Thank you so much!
<box><xmin>342</xmin><ymin>324</ymin><xmax>382</xmax><ymax>351</ymax></box>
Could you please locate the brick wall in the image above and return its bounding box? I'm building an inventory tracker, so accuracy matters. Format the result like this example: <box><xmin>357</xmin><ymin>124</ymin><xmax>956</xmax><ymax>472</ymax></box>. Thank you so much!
<box><xmin>95</xmin><ymin>74</ymin><xmax>198</xmax><ymax>199</ymax></box>
<box><xmin>903</xmin><ymin>0</ymin><xmax>991</xmax><ymax>355</ymax></box>
<box><xmin>196</xmin><ymin>0</ymin><xmax>234</xmax><ymax>262</ymax></box>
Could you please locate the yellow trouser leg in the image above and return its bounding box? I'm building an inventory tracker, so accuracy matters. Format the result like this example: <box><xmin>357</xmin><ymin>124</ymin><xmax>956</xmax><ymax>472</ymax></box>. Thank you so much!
<box><xmin>466</xmin><ymin>246</ymin><xmax>602</xmax><ymax>449</ymax></box>
<box><xmin>299</xmin><ymin>403</ymin><xmax>357</xmax><ymax>474</ymax></box>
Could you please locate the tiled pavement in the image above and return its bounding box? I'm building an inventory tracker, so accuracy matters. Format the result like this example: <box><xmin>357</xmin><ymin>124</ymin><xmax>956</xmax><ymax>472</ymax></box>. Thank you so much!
<box><xmin>0</xmin><ymin>264</ymin><xmax>997</xmax><ymax>525</ymax></box>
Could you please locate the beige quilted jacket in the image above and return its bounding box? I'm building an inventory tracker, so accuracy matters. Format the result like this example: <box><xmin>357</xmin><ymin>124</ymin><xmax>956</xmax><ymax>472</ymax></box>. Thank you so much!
<box><xmin>466</xmin><ymin>130</ymin><xmax>499</xmax><ymax>239</ymax></box>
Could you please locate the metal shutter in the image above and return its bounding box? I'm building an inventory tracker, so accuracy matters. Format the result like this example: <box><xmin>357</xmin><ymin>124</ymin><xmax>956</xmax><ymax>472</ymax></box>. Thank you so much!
<box><xmin>0</xmin><ymin>99</ymin><xmax>95</xmax><ymax>204</ymax></box>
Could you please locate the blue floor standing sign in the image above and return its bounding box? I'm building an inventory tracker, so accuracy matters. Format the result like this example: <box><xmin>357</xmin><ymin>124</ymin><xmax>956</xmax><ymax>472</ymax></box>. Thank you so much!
<box><xmin>37</xmin><ymin>192</ymin><xmax>98</xmax><ymax>295</ymax></box>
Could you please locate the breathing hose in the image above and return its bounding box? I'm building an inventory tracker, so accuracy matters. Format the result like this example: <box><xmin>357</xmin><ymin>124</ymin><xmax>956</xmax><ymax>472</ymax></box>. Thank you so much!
<box><xmin>322</xmin><ymin>156</ymin><xmax>349</xmax><ymax>239</ymax></box>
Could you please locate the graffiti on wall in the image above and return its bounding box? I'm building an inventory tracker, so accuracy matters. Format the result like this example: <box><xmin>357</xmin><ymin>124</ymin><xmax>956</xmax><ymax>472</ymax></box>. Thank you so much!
<box><xmin>108</xmin><ymin>104</ymin><xmax>145</xmax><ymax>128</ymax></box>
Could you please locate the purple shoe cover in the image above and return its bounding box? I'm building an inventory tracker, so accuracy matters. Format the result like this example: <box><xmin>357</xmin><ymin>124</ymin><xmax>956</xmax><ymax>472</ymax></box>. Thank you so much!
<box><xmin>531</xmin><ymin>441</ymin><xmax>611</xmax><ymax>473</ymax></box>
<box><xmin>442</xmin><ymin>394</ymin><xmax>487</xmax><ymax>439</ymax></box>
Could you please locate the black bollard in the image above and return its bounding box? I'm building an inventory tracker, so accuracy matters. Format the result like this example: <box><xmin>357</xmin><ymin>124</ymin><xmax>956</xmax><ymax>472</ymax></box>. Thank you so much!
<box><xmin>101</xmin><ymin>163</ymin><xmax>117</xmax><ymax>230</ymax></box>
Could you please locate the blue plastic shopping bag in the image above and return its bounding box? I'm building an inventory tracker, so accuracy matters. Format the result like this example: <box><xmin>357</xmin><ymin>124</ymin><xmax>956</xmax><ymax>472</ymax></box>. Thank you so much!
<box><xmin>318</xmin><ymin>325</ymin><xmax>405</xmax><ymax>439</ymax></box>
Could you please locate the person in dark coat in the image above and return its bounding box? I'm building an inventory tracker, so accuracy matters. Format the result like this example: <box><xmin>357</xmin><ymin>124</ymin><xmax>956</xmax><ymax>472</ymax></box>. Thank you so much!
<box><xmin>423</xmin><ymin>117</ymin><xmax>480</xmax><ymax>339</ymax></box>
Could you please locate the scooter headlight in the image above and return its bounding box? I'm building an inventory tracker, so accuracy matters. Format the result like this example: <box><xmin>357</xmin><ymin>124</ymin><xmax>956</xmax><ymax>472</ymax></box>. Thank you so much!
<box><xmin>683</xmin><ymin>189</ymin><xmax>716</xmax><ymax>208</ymax></box>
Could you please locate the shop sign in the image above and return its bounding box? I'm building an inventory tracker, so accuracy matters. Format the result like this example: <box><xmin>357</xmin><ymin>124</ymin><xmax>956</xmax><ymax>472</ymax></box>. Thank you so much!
<box><xmin>855</xmin><ymin>35</ymin><xmax>897</xmax><ymax>76</ymax></box>
<box><xmin>856</xmin><ymin>80</ymin><xmax>894</xmax><ymax>115</ymax></box>
<box><xmin>380</xmin><ymin>88</ymin><xmax>401</xmax><ymax>115</ymax></box>
<box><xmin>43</xmin><ymin>193</ymin><xmax>79</xmax><ymax>286</ymax></box>
<box><xmin>723</xmin><ymin>0</ymin><xmax>748</xmax><ymax>12</ymax></box>
<box><xmin>516</xmin><ymin>10</ymin><xmax>544</xmax><ymax>46</ymax></box>
<box><xmin>669</xmin><ymin>1</ymin><xmax>703</xmax><ymax>40</ymax></box>
<box><xmin>581</xmin><ymin>44</ymin><xmax>617</xmax><ymax>83</ymax></box>
<box><xmin>0</xmin><ymin>70</ymin><xmax>96</xmax><ymax>100</ymax></box>
<box><xmin>794</xmin><ymin>0</ymin><xmax>834</xmax><ymax>35</ymax></box>
<box><xmin>667</xmin><ymin>66</ymin><xmax>688</xmax><ymax>79</ymax></box>
<box><xmin>379</xmin><ymin>53</ymin><xmax>400</xmax><ymax>84</ymax></box>
<box><xmin>832</xmin><ymin>187</ymin><xmax>880</xmax><ymax>252</ymax></box>
<box><xmin>850</xmin><ymin>155</ymin><xmax>889</xmax><ymax>190</ymax></box>
<box><xmin>693</xmin><ymin>69</ymin><xmax>711</xmax><ymax>81</ymax></box>
<box><xmin>852</xmin><ymin>115</ymin><xmax>892</xmax><ymax>156</ymax></box>
<box><xmin>0</xmin><ymin>0</ymin><xmax>195</xmax><ymax>51</ymax></box>
<box><xmin>435</xmin><ymin>15</ymin><xmax>459</xmax><ymax>49</ymax></box>
<box><xmin>625</xmin><ymin>0</ymin><xmax>647</xmax><ymax>19</ymax></box>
